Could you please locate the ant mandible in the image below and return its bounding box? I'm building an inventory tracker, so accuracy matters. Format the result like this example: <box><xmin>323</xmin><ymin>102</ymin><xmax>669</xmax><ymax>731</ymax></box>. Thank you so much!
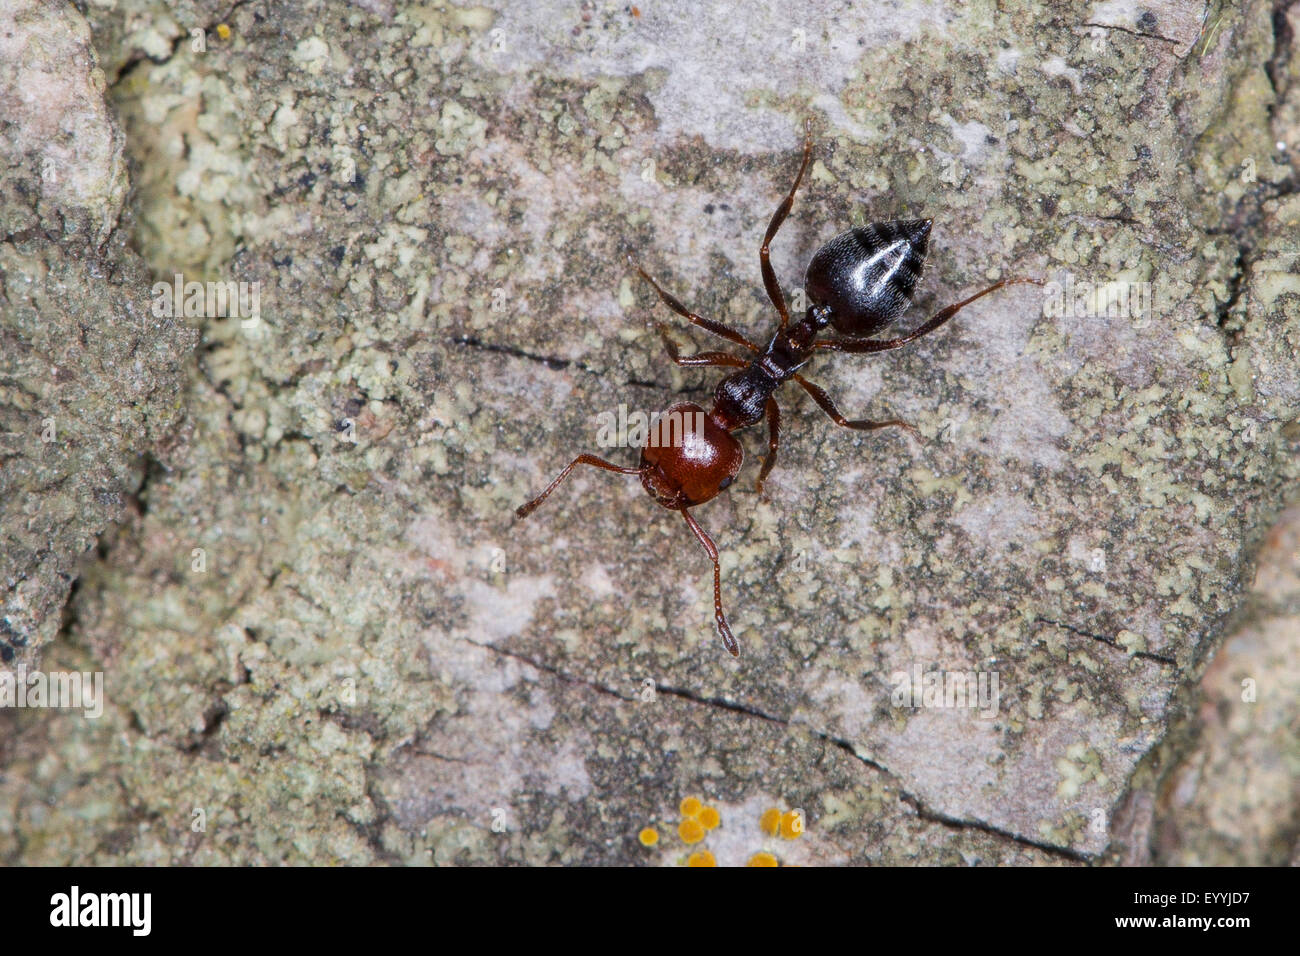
<box><xmin>516</xmin><ymin>120</ymin><xmax>1037</xmax><ymax>658</ymax></box>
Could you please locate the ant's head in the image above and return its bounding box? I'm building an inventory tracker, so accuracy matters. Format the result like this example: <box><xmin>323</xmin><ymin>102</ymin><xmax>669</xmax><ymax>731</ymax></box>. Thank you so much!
<box><xmin>805</xmin><ymin>219</ymin><xmax>931</xmax><ymax>337</ymax></box>
<box><xmin>639</xmin><ymin>403</ymin><xmax>743</xmax><ymax>509</ymax></box>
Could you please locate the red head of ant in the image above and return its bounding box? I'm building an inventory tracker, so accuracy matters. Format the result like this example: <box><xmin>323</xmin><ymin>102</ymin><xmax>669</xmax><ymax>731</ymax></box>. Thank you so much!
<box><xmin>516</xmin><ymin>119</ymin><xmax>1039</xmax><ymax>658</ymax></box>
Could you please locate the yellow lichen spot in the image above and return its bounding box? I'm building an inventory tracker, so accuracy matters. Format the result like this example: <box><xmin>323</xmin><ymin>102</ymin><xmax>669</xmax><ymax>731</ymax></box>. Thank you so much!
<box><xmin>679</xmin><ymin>796</ymin><xmax>703</xmax><ymax>818</ymax></box>
<box><xmin>215</xmin><ymin>23</ymin><xmax>231</xmax><ymax>40</ymax></box>
<box><xmin>759</xmin><ymin>807</ymin><xmax>782</xmax><ymax>836</ymax></box>
<box><xmin>638</xmin><ymin>827</ymin><xmax>659</xmax><ymax>847</ymax></box>
<box><xmin>780</xmin><ymin>809</ymin><xmax>805</xmax><ymax>839</ymax></box>
<box><xmin>678</xmin><ymin>818</ymin><xmax>706</xmax><ymax>844</ymax></box>
<box><xmin>747</xmin><ymin>852</ymin><xmax>779</xmax><ymax>867</ymax></box>
<box><xmin>697</xmin><ymin>806</ymin><xmax>720</xmax><ymax>830</ymax></box>
<box><xmin>686</xmin><ymin>850</ymin><xmax>716</xmax><ymax>867</ymax></box>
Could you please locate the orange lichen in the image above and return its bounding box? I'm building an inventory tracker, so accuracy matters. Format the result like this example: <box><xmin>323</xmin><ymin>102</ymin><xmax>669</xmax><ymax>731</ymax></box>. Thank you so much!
<box><xmin>747</xmin><ymin>852</ymin><xmax>779</xmax><ymax>867</ymax></box>
<box><xmin>759</xmin><ymin>807</ymin><xmax>782</xmax><ymax>836</ymax></box>
<box><xmin>780</xmin><ymin>810</ymin><xmax>805</xmax><ymax>839</ymax></box>
<box><xmin>678</xmin><ymin>818</ymin><xmax>706</xmax><ymax>844</ymax></box>
<box><xmin>686</xmin><ymin>850</ymin><xmax>716</xmax><ymax>867</ymax></box>
<box><xmin>215</xmin><ymin>23</ymin><xmax>231</xmax><ymax>40</ymax></box>
<box><xmin>697</xmin><ymin>806</ymin><xmax>720</xmax><ymax>830</ymax></box>
<box><xmin>638</xmin><ymin>827</ymin><xmax>659</xmax><ymax>847</ymax></box>
<box><xmin>679</xmin><ymin>796</ymin><xmax>703</xmax><ymax>818</ymax></box>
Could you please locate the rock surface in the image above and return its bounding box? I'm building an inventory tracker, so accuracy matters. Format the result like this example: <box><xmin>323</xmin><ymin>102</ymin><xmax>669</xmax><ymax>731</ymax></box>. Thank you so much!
<box><xmin>1</xmin><ymin>0</ymin><xmax>1296</xmax><ymax>864</ymax></box>
<box><xmin>0</xmin><ymin>0</ymin><xmax>194</xmax><ymax>673</ymax></box>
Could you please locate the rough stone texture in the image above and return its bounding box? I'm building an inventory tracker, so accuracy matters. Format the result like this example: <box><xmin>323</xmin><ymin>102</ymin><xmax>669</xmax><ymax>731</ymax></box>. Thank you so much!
<box><xmin>0</xmin><ymin>0</ymin><xmax>1296</xmax><ymax>864</ymax></box>
<box><xmin>1146</xmin><ymin>501</ymin><xmax>1300</xmax><ymax>865</ymax></box>
<box><xmin>0</xmin><ymin>0</ymin><xmax>195</xmax><ymax>672</ymax></box>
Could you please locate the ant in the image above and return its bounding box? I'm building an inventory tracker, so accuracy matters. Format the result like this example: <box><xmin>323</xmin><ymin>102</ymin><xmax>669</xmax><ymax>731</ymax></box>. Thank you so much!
<box><xmin>515</xmin><ymin>121</ymin><xmax>1037</xmax><ymax>658</ymax></box>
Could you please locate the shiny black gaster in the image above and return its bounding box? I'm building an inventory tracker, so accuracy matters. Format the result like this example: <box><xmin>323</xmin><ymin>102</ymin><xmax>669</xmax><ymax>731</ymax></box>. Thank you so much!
<box><xmin>805</xmin><ymin>219</ymin><xmax>932</xmax><ymax>337</ymax></box>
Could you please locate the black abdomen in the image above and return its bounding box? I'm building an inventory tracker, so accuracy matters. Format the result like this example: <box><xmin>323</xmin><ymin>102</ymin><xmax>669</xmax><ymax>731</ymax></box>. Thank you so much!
<box><xmin>805</xmin><ymin>219</ymin><xmax>931</xmax><ymax>337</ymax></box>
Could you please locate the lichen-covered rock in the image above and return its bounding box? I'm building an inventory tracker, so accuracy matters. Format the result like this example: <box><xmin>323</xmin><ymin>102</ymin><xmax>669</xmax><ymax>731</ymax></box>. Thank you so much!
<box><xmin>1142</xmin><ymin>501</ymin><xmax>1300</xmax><ymax>865</ymax></box>
<box><xmin>0</xmin><ymin>0</ymin><xmax>195</xmax><ymax>670</ymax></box>
<box><xmin>1</xmin><ymin>0</ymin><xmax>1296</xmax><ymax>865</ymax></box>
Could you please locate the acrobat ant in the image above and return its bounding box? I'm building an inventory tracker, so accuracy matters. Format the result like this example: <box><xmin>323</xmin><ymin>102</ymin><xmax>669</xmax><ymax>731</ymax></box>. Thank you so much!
<box><xmin>516</xmin><ymin>120</ymin><xmax>1037</xmax><ymax>657</ymax></box>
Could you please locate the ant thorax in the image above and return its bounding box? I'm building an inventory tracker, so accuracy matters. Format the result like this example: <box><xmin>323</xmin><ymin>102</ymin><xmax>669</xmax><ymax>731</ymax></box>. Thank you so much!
<box><xmin>712</xmin><ymin>370</ymin><xmax>771</xmax><ymax>431</ymax></box>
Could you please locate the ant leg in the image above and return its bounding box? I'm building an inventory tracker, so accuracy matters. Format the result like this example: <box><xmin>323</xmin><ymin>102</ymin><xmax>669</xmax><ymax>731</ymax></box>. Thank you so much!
<box><xmin>629</xmin><ymin>256</ymin><xmax>760</xmax><ymax>353</ymax></box>
<box><xmin>755</xmin><ymin>397</ymin><xmax>781</xmax><ymax>495</ymax></box>
<box><xmin>680</xmin><ymin>507</ymin><xmax>739</xmax><ymax>657</ymax></box>
<box><xmin>658</xmin><ymin>325</ymin><xmax>749</xmax><ymax>369</ymax></box>
<box><xmin>793</xmin><ymin>373</ymin><xmax>919</xmax><ymax>438</ymax></box>
<box><xmin>761</xmin><ymin>118</ymin><xmax>813</xmax><ymax>330</ymax></box>
<box><xmin>516</xmin><ymin>454</ymin><xmax>644</xmax><ymax>520</ymax></box>
<box><xmin>815</xmin><ymin>278</ymin><xmax>1043</xmax><ymax>353</ymax></box>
